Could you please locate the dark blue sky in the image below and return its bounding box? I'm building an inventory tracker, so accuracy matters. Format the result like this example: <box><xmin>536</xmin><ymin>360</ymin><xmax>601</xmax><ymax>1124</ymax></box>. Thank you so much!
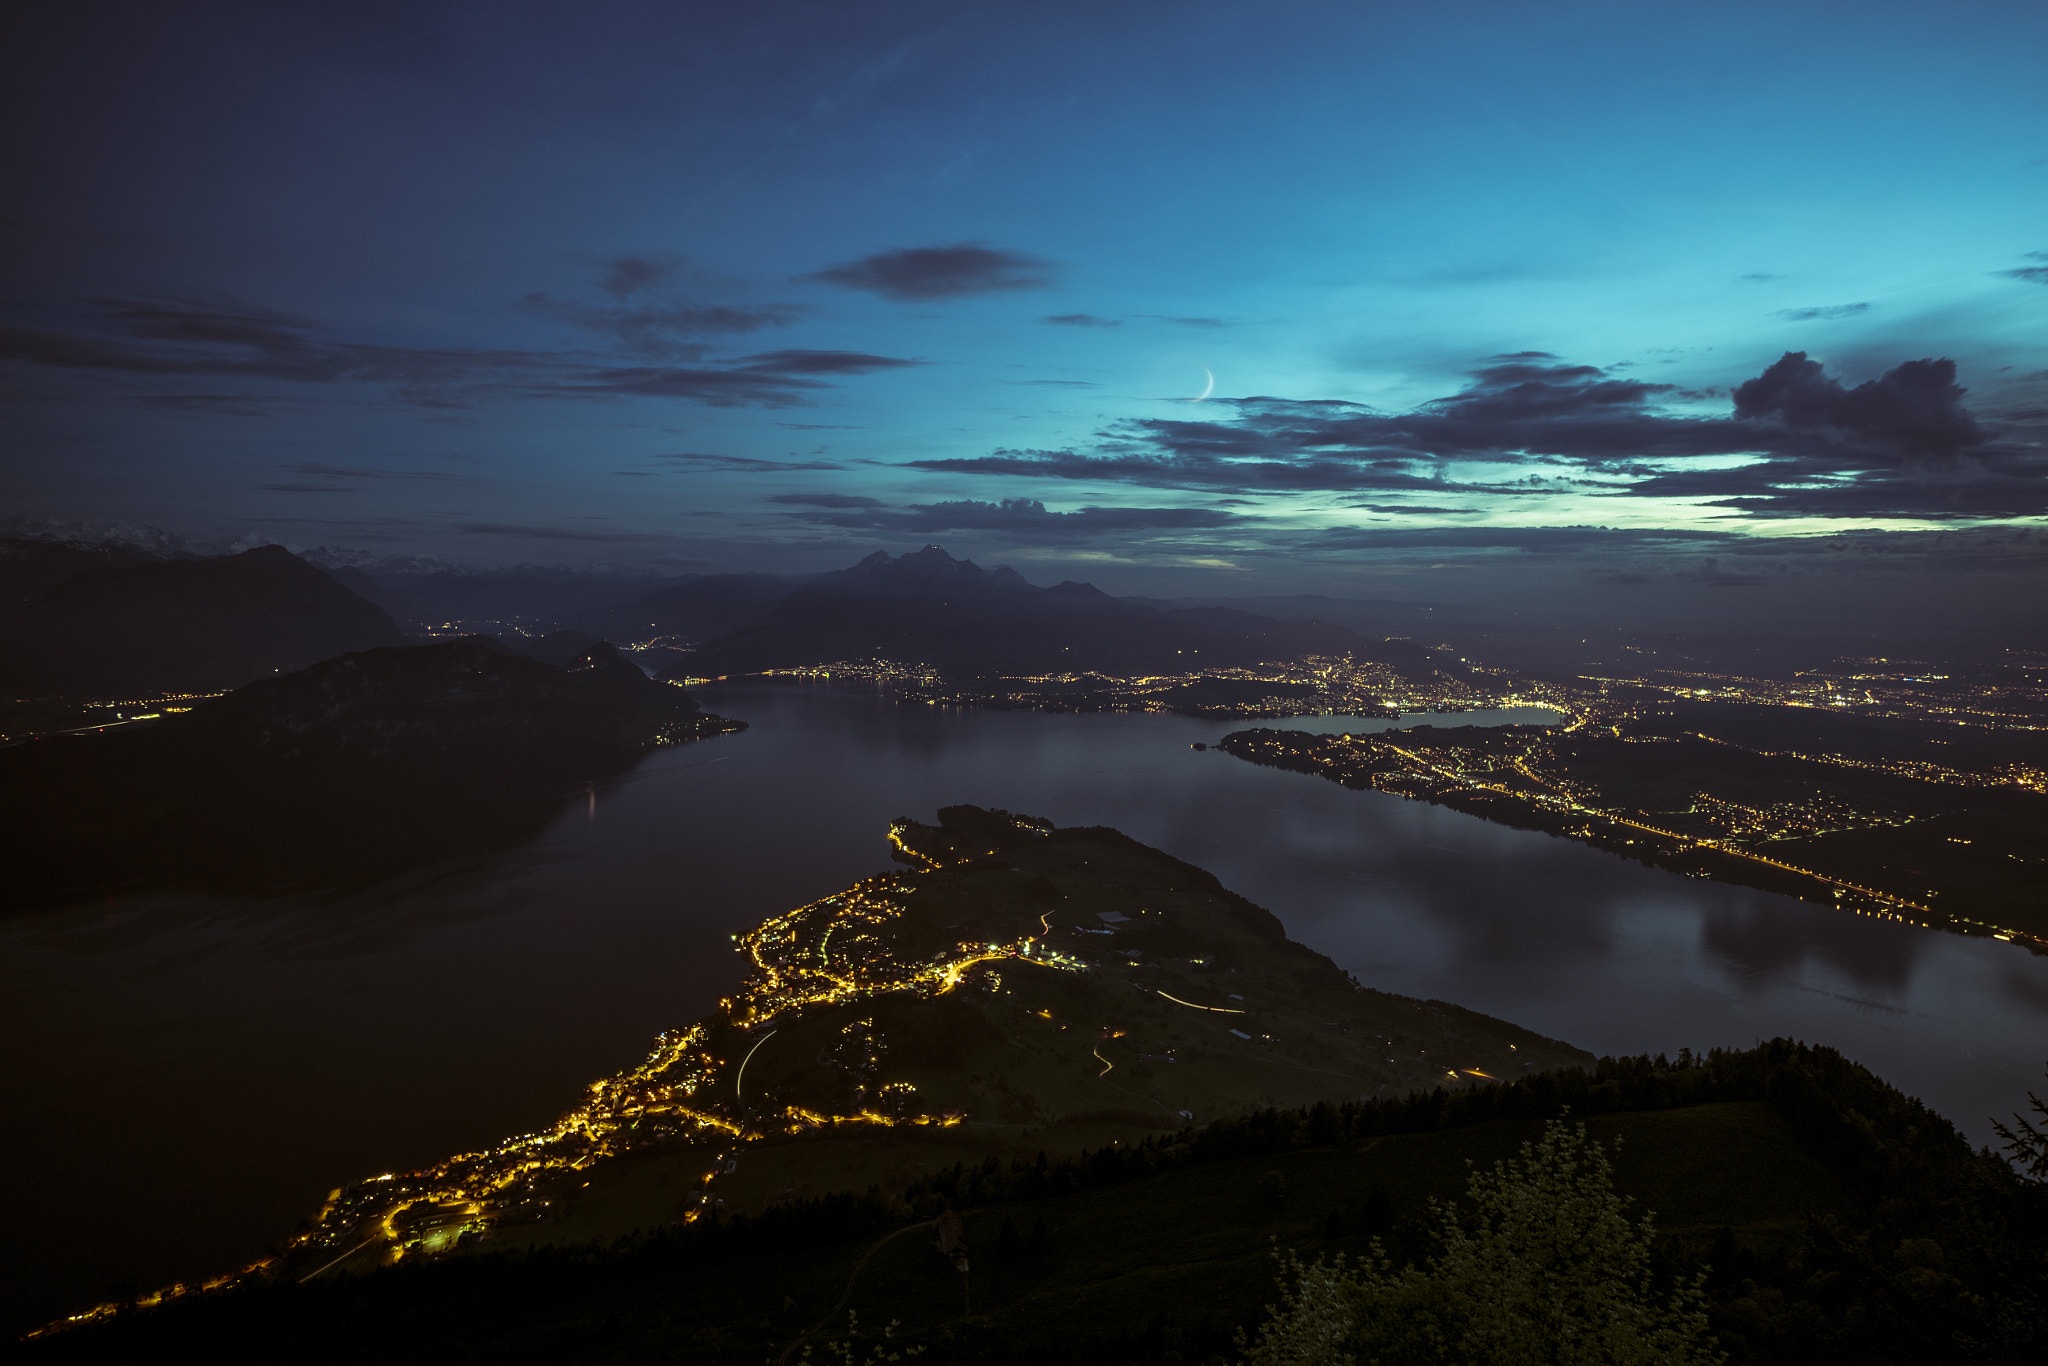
<box><xmin>3</xmin><ymin>0</ymin><xmax>2044</xmax><ymax>616</ymax></box>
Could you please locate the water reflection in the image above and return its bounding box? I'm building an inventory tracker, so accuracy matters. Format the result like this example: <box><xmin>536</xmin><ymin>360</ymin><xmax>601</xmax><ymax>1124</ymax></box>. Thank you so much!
<box><xmin>1699</xmin><ymin>894</ymin><xmax>1920</xmax><ymax>994</ymax></box>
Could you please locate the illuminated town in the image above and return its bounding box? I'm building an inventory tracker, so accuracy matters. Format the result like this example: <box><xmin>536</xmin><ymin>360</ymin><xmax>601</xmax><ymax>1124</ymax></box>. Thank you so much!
<box><xmin>1213</xmin><ymin>648</ymin><xmax>2047</xmax><ymax>950</ymax></box>
<box><xmin>684</xmin><ymin>642</ymin><xmax>2046</xmax><ymax>948</ymax></box>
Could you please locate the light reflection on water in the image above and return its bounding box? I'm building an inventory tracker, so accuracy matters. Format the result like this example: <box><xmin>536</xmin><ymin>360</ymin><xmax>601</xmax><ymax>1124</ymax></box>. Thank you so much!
<box><xmin>2</xmin><ymin>685</ymin><xmax>2042</xmax><ymax>1332</ymax></box>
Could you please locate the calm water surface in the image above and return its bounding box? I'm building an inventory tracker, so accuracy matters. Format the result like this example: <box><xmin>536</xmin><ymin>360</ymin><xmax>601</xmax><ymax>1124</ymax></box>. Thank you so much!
<box><xmin>5</xmin><ymin>685</ymin><xmax>2045</xmax><ymax>1331</ymax></box>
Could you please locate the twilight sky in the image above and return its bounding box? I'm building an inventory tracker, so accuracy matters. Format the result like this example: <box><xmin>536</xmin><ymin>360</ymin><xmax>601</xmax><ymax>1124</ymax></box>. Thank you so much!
<box><xmin>2</xmin><ymin>0</ymin><xmax>2045</xmax><ymax>620</ymax></box>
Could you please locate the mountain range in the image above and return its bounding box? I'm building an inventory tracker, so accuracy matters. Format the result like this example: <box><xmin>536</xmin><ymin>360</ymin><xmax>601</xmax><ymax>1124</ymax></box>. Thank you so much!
<box><xmin>659</xmin><ymin>546</ymin><xmax>1374</xmax><ymax>679</ymax></box>
<box><xmin>2</xmin><ymin>539</ymin><xmax>1418</xmax><ymax>700</ymax></box>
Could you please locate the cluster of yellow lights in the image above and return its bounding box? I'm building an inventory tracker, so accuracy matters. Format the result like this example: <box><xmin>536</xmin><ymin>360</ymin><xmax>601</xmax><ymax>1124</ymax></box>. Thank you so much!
<box><xmin>35</xmin><ymin>831</ymin><xmax>1103</xmax><ymax>1340</ymax></box>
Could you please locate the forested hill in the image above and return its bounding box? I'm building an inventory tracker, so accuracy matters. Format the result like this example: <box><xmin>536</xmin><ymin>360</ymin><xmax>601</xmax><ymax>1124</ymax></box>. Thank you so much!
<box><xmin>25</xmin><ymin>1041</ymin><xmax>2046</xmax><ymax>1365</ymax></box>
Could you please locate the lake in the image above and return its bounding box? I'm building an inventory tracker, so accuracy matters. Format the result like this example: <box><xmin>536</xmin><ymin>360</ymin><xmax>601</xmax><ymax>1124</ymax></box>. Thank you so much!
<box><xmin>5</xmin><ymin>683</ymin><xmax>2045</xmax><ymax>1333</ymax></box>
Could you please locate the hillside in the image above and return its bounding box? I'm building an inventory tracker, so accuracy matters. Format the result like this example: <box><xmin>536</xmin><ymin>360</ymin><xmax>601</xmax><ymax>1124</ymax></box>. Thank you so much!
<box><xmin>24</xmin><ymin>1043</ymin><xmax>2045</xmax><ymax>1364</ymax></box>
<box><xmin>0</xmin><ymin>637</ymin><xmax>739</xmax><ymax>908</ymax></box>
<box><xmin>0</xmin><ymin>544</ymin><xmax>405</xmax><ymax>695</ymax></box>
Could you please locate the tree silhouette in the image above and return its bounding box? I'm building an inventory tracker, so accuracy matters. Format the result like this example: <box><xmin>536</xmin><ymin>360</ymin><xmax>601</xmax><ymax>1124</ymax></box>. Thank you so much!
<box><xmin>1240</xmin><ymin>1115</ymin><xmax>1722</xmax><ymax>1365</ymax></box>
<box><xmin>1992</xmin><ymin>1065</ymin><xmax>2048</xmax><ymax>1183</ymax></box>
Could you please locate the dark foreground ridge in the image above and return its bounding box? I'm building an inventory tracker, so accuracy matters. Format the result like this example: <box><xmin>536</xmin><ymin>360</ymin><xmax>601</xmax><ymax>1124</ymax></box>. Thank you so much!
<box><xmin>0</xmin><ymin>637</ymin><xmax>741</xmax><ymax>908</ymax></box>
<box><xmin>23</xmin><ymin>1041</ymin><xmax>2047</xmax><ymax>1365</ymax></box>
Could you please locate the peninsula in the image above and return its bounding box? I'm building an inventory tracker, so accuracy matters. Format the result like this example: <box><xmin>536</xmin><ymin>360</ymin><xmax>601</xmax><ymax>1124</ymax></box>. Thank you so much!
<box><xmin>42</xmin><ymin>806</ymin><xmax>1587</xmax><ymax>1333</ymax></box>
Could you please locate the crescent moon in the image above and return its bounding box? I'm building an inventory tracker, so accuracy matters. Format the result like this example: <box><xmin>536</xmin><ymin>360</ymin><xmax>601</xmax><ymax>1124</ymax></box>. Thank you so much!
<box><xmin>1193</xmin><ymin>367</ymin><xmax>1215</xmax><ymax>402</ymax></box>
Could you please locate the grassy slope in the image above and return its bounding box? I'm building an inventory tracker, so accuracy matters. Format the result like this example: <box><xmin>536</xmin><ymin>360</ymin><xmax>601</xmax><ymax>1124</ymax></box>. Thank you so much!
<box><xmin>27</xmin><ymin>1044</ymin><xmax>2046</xmax><ymax>1365</ymax></box>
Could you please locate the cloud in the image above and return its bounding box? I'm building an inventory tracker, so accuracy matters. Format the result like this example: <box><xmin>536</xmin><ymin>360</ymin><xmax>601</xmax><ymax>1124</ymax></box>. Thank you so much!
<box><xmin>136</xmin><ymin>392</ymin><xmax>281</xmax><ymax>416</ymax></box>
<box><xmin>1774</xmin><ymin>302</ymin><xmax>1872</xmax><ymax>321</ymax></box>
<box><xmin>766</xmin><ymin>492</ymin><xmax>886</xmax><ymax>509</ymax></box>
<box><xmin>1997</xmin><ymin>251</ymin><xmax>2048</xmax><ymax>285</ymax></box>
<box><xmin>1737</xmin><ymin>272</ymin><xmax>1782</xmax><ymax>283</ymax></box>
<box><xmin>1729</xmin><ymin>351</ymin><xmax>1985</xmax><ymax>458</ymax></box>
<box><xmin>522</xmin><ymin>253</ymin><xmax>802</xmax><ymax>359</ymax></box>
<box><xmin>775</xmin><ymin>496</ymin><xmax>1238</xmax><ymax>541</ymax></box>
<box><xmin>1311</xmin><ymin>525</ymin><xmax>1727</xmax><ymax>553</ymax></box>
<box><xmin>456</xmin><ymin>523</ymin><xmax>679</xmax><ymax>542</ymax></box>
<box><xmin>521</xmin><ymin>293</ymin><xmax>801</xmax><ymax>360</ymax></box>
<box><xmin>598</xmin><ymin>254</ymin><xmax>683</xmax><ymax>300</ymax></box>
<box><xmin>1349</xmin><ymin>503</ymin><xmax>1471</xmax><ymax>515</ymax></box>
<box><xmin>1146</xmin><ymin>315</ymin><xmax>1227</xmax><ymax>328</ymax></box>
<box><xmin>289</xmin><ymin>461</ymin><xmax>458</xmax><ymax>482</ymax></box>
<box><xmin>533</xmin><ymin>364</ymin><xmax>830</xmax><ymax>406</ymax></box>
<box><xmin>734</xmin><ymin>349</ymin><xmax>925</xmax><ymax>375</ymax></box>
<box><xmin>1012</xmin><ymin>378</ymin><xmax>1096</xmax><ymax>387</ymax></box>
<box><xmin>908</xmin><ymin>446</ymin><xmax>1498</xmax><ymax>495</ymax></box>
<box><xmin>1043</xmin><ymin>313</ymin><xmax>1119</xmax><ymax>327</ymax></box>
<box><xmin>653</xmin><ymin>452</ymin><xmax>845</xmax><ymax>472</ymax></box>
<box><xmin>0</xmin><ymin>296</ymin><xmax>914</xmax><ymax>411</ymax></box>
<box><xmin>804</xmin><ymin>243</ymin><xmax>1054</xmax><ymax>301</ymax></box>
<box><xmin>902</xmin><ymin>350</ymin><xmax>2044</xmax><ymax>518</ymax></box>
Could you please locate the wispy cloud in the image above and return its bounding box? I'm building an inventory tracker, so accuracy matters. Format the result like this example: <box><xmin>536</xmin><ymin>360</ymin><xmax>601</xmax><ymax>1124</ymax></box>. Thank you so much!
<box><xmin>1774</xmin><ymin>302</ymin><xmax>1871</xmax><ymax>321</ymax></box>
<box><xmin>804</xmin><ymin>243</ymin><xmax>1054</xmax><ymax>300</ymax></box>
<box><xmin>0</xmin><ymin>295</ymin><xmax>917</xmax><ymax>411</ymax></box>
<box><xmin>654</xmin><ymin>452</ymin><xmax>845</xmax><ymax>472</ymax></box>
<box><xmin>1996</xmin><ymin>251</ymin><xmax>2048</xmax><ymax>285</ymax></box>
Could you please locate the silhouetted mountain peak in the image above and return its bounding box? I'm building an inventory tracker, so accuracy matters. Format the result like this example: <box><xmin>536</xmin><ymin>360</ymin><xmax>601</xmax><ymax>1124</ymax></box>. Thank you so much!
<box><xmin>1047</xmin><ymin>580</ymin><xmax>1112</xmax><ymax>600</ymax></box>
<box><xmin>830</xmin><ymin>543</ymin><xmax>1022</xmax><ymax>595</ymax></box>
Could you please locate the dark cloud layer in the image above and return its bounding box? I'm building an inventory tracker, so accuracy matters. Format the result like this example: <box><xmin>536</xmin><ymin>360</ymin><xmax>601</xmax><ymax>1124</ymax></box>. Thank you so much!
<box><xmin>734</xmin><ymin>349</ymin><xmax>924</xmax><ymax>375</ymax></box>
<box><xmin>1729</xmin><ymin>351</ymin><xmax>1984</xmax><ymax>457</ymax></box>
<box><xmin>1043</xmin><ymin>313</ymin><xmax>1119</xmax><ymax>327</ymax></box>
<box><xmin>767</xmin><ymin>492</ymin><xmax>884</xmax><ymax>509</ymax></box>
<box><xmin>1310</xmin><ymin>525</ymin><xmax>1728</xmax><ymax>553</ymax></box>
<box><xmin>655</xmin><ymin>453</ymin><xmax>845</xmax><ymax>472</ymax></box>
<box><xmin>775</xmin><ymin>495</ymin><xmax>1236</xmax><ymax>541</ymax></box>
<box><xmin>0</xmin><ymin>297</ymin><xmax>917</xmax><ymax>410</ymax></box>
<box><xmin>907</xmin><ymin>351</ymin><xmax>2045</xmax><ymax>519</ymax></box>
<box><xmin>804</xmin><ymin>244</ymin><xmax>1053</xmax><ymax>301</ymax></box>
